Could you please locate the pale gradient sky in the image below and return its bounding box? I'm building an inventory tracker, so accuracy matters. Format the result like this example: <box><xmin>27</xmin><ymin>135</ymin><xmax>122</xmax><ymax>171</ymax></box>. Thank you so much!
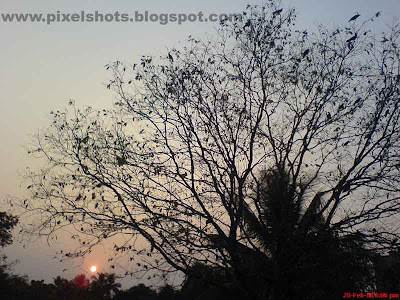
<box><xmin>1</xmin><ymin>0</ymin><xmax>399</xmax><ymax>288</ymax></box>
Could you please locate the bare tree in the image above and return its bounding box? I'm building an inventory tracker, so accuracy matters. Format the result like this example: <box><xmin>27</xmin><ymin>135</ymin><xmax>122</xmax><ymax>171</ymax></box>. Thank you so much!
<box><xmin>21</xmin><ymin>1</ymin><xmax>400</xmax><ymax>298</ymax></box>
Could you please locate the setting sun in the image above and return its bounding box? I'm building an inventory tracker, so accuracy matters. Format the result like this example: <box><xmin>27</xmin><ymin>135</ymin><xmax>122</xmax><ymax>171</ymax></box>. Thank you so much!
<box><xmin>90</xmin><ymin>266</ymin><xmax>97</xmax><ymax>273</ymax></box>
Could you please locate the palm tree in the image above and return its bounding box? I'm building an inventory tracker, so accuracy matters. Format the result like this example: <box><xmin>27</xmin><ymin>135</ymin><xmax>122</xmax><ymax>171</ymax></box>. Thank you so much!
<box><xmin>181</xmin><ymin>167</ymin><xmax>372</xmax><ymax>299</ymax></box>
<box><xmin>238</xmin><ymin>167</ymin><xmax>373</xmax><ymax>299</ymax></box>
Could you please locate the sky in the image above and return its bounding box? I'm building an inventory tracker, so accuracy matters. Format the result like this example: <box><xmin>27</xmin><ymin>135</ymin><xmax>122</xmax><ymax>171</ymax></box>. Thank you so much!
<box><xmin>0</xmin><ymin>0</ymin><xmax>399</xmax><ymax>289</ymax></box>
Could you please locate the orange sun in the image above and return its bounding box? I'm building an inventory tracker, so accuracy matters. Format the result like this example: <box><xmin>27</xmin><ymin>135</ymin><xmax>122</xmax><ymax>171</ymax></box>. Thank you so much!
<box><xmin>90</xmin><ymin>265</ymin><xmax>97</xmax><ymax>273</ymax></box>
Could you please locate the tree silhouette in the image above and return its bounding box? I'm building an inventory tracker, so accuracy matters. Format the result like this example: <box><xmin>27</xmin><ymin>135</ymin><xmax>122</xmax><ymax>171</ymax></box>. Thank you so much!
<box><xmin>21</xmin><ymin>1</ymin><xmax>400</xmax><ymax>298</ymax></box>
<box><xmin>114</xmin><ymin>283</ymin><xmax>157</xmax><ymax>300</ymax></box>
<box><xmin>29</xmin><ymin>279</ymin><xmax>57</xmax><ymax>300</ymax></box>
<box><xmin>245</xmin><ymin>169</ymin><xmax>374</xmax><ymax>298</ymax></box>
<box><xmin>190</xmin><ymin>168</ymin><xmax>374</xmax><ymax>299</ymax></box>
<box><xmin>0</xmin><ymin>271</ymin><xmax>30</xmax><ymax>300</ymax></box>
<box><xmin>53</xmin><ymin>275</ymin><xmax>76</xmax><ymax>300</ymax></box>
<box><xmin>73</xmin><ymin>274</ymin><xmax>90</xmax><ymax>290</ymax></box>
<box><xmin>90</xmin><ymin>272</ymin><xmax>121</xmax><ymax>300</ymax></box>
<box><xmin>180</xmin><ymin>262</ymin><xmax>239</xmax><ymax>300</ymax></box>
<box><xmin>374</xmin><ymin>251</ymin><xmax>400</xmax><ymax>292</ymax></box>
<box><xmin>157</xmin><ymin>284</ymin><xmax>176</xmax><ymax>300</ymax></box>
<box><xmin>0</xmin><ymin>211</ymin><xmax>18</xmax><ymax>248</ymax></box>
<box><xmin>0</xmin><ymin>211</ymin><xmax>25</xmax><ymax>300</ymax></box>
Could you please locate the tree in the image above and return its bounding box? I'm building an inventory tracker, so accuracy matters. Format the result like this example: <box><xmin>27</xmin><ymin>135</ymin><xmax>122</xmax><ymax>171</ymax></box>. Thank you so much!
<box><xmin>29</xmin><ymin>279</ymin><xmax>57</xmax><ymax>300</ymax></box>
<box><xmin>22</xmin><ymin>1</ymin><xmax>400</xmax><ymax>298</ymax></box>
<box><xmin>70</xmin><ymin>274</ymin><xmax>95</xmax><ymax>300</ymax></box>
<box><xmin>374</xmin><ymin>251</ymin><xmax>400</xmax><ymax>292</ymax></box>
<box><xmin>179</xmin><ymin>262</ymin><xmax>238</xmax><ymax>300</ymax></box>
<box><xmin>0</xmin><ymin>210</ymin><xmax>18</xmax><ymax>272</ymax></box>
<box><xmin>0</xmin><ymin>270</ymin><xmax>30</xmax><ymax>300</ymax></box>
<box><xmin>183</xmin><ymin>169</ymin><xmax>374</xmax><ymax>299</ymax></box>
<box><xmin>53</xmin><ymin>275</ymin><xmax>76</xmax><ymax>300</ymax></box>
<box><xmin>0</xmin><ymin>211</ymin><xmax>18</xmax><ymax>248</ymax></box>
<box><xmin>0</xmin><ymin>211</ymin><xmax>23</xmax><ymax>299</ymax></box>
<box><xmin>114</xmin><ymin>283</ymin><xmax>157</xmax><ymax>300</ymax></box>
<box><xmin>90</xmin><ymin>272</ymin><xmax>121</xmax><ymax>300</ymax></box>
<box><xmin>157</xmin><ymin>284</ymin><xmax>176</xmax><ymax>300</ymax></box>
<box><xmin>73</xmin><ymin>274</ymin><xmax>90</xmax><ymax>290</ymax></box>
<box><xmin>238</xmin><ymin>168</ymin><xmax>374</xmax><ymax>298</ymax></box>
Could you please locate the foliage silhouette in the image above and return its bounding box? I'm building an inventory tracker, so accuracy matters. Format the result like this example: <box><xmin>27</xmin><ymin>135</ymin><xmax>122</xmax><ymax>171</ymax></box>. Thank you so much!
<box><xmin>0</xmin><ymin>211</ymin><xmax>18</xmax><ymax>248</ymax></box>
<box><xmin>114</xmin><ymin>283</ymin><xmax>157</xmax><ymax>300</ymax></box>
<box><xmin>90</xmin><ymin>272</ymin><xmax>121</xmax><ymax>299</ymax></box>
